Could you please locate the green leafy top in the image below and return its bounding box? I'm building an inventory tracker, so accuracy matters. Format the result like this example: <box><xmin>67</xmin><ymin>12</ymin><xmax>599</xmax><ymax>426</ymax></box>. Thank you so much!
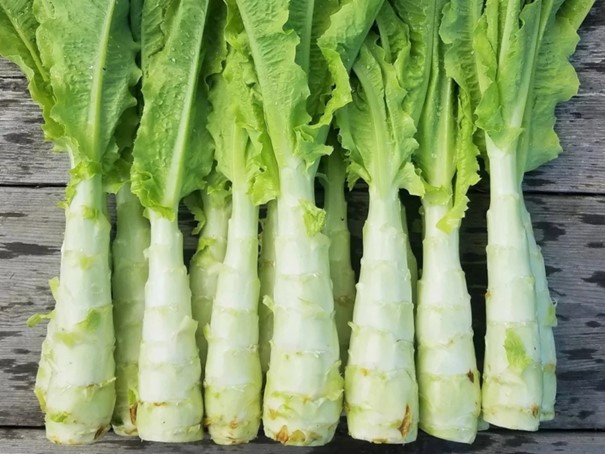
<box><xmin>440</xmin><ymin>0</ymin><xmax>484</xmax><ymax>113</ymax></box>
<box><xmin>206</xmin><ymin>2</ymin><xmax>278</xmax><ymax>205</ymax></box>
<box><xmin>130</xmin><ymin>0</ymin><xmax>143</xmax><ymax>43</ymax></box>
<box><xmin>0</xmin><ymin>1</ymin><xmax>61</xmax><ymax>144</ymax></box>
<box><xmin>131</xmin><ymin>0</ymin><xmax>216</xmax><ymax>216</ymax></box>
<box><xmin>391</xmin><ymin>0</ymin><xmax>442</xmax><ymax>125</ymax></box>
<box><xmin>34</xmin><ymin>0</ymin><xmax>139</xmax><ymax>186</ymax></box>
<box><xmin>232</xmin><ymin>0</ymin><xmax>384</xmax><ymax>171</ymax></box>
<box><xmin>444</xmin><ymin>0</ymin><xmax>594</xmax><ymax>182</ymax></box>
<box><xmin>184</xmin><ymin>166</ymin><xmax>231</xmax><ymax>236</ymax></box>
<box><xmin>520</xmin><ymin>0</ymin><xmax>594</xmax><ymax>173</ymax></box>
<box><xmin>337</xmin><ymin>4</ymin><xmax>424</xmax><ymax>196</ymax></box>
<box><xmin>409</xmin><ymin>0</ymin><xmax>480</xmax><ymax>231</ymax></box>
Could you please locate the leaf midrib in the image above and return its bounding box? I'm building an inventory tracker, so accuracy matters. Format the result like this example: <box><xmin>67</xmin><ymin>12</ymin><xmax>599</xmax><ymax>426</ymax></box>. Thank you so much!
<box><xmin>87</xmin><ymin>0</ymin><xmax>118</xmax><ymax>162</ymax></box>
<box><xmin>0</xmin><ymin>4</ymin><xmax>48</xmax><ymax>82</ymax></box>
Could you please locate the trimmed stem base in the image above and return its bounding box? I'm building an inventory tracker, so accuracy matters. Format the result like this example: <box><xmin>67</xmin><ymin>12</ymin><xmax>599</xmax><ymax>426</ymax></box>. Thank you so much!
<box><xmin>137</xmin><ymin>212</ymin><xmax>203</xmax><ymax>442</ymax></box>
<box><xmin>204</xmin><ymin>190</ymin><xmax>262</xmax><ymax>444</ymax></box>
<box><xmin>345</xmin><ymin>188</ymin><xmax>418</xmax><ymax>444</ymax></box>
<box><xmin>35</xmin><ymin>176</ymin><xmax>115</xmax><ymax>445</ymax></box>
<box><xmin>482</xmin><ymin>139</ymin><xmax>542</xmax><ymax>431</ymax></box>
<box><xmin>416</xmin><ymin>202</ymin><xmax>480</xmax><ymax>443</ymax></box>
<box><xmin>262</xmin><ymin>163</ymin><xmax>342</xmax><ymax>446</ymax></box>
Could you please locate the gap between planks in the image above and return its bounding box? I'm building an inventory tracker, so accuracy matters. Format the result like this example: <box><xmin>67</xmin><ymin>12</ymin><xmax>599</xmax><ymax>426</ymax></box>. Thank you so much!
<box><xmin>0</xmin><ymin>427</ymin><xmax>604</xmax><ymax>454</ymax></box>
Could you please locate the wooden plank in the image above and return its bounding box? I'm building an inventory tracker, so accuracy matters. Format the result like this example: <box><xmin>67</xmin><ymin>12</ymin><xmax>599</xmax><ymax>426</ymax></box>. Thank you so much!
<box><xmin>0</xmin><ymin>58</ymin><xmax>22</xmax><ymax>79</ymax></box>
<box><xmin>1</xmin><ymin>187</ymin><xmax>603</xmax><ymax>429</ymax></box>
<box><xmin>0</xmin><ymin>428</ymin><xmax>603</xmax><ymax>454</ymax></box>
<box><xmin>0</xmin><ymin>77</ymin><xmax>64</xmax><ymax>185</ymax></box>
<box><xmin>0</xmin><ymin>9</ymin><xmax>604</xmax><ymax>193</ymax></box>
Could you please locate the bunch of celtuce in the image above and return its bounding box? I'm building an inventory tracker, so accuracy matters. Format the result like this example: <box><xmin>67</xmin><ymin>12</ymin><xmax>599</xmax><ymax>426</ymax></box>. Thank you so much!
<box><xmin>0</xmin><ymin>0</ymin><xmax>593</xmax><ymax>447</ymax></box>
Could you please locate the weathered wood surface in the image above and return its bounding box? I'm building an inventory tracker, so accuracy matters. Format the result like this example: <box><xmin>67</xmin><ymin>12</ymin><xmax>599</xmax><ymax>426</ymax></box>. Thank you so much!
<box><xmin>0</xmin><ymin>187</ymin><xmax>604</xmax><ymax>430</ymax></box>
<box><xmin>0</xmin><ymin>428</ymin><xmax>603</xmax><ymax>454</ymax></box>
<box><xmin>0</xmin><ymin>3</ymin><xmax>604</xmax><ymax>451</ymax></box>
<box><xmin>1</xmin><ymin>3</ymin><xmax>605</xmax><ymax>193</ymax></box>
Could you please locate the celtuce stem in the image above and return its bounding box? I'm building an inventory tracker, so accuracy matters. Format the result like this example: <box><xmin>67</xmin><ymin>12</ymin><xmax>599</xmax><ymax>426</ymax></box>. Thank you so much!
<box><xmin>35</xmin><ymin>175</ymin><xmax>115</xmax><ymax>444</ymax></box>
<box><xmin>521</xmin><ymin>201</ymin><xmax>557</xmax><ymax>421</ymax></box>
<box><xmin>189</xmin><ymin>192</ymin><xmax>229</xmax><ymax>380</ymax></box>
<box><xmin>137</xmin><ymin>211</ymin><xmax>203</xmax><ymax>442</ymax></box>
<box><xmin>482</xmin><ymin>138</ymin><xmax>542</xmax><ymax>431</ymax></box>
<box><xmin>258</xmin><ymin>200</ymin><xmax>277</xmax><ymax>375</ymax></box>
<box><xmin>345</xmin><ymin>187</ymin><xmax>418</xmax><ymax>444</ymax></box>
<box><xmin>416</xmin><ymin>201</ymin><xmax>480</xmax><ymax>443</ymax></box>
<box><xmin>111</xmin><ymin>184</ymin><xmax>150</xmax><ymax>436</ymax></box>
<box><xmin>400</xmin><ymin>202</ymin><xmax>418</xmax><ymax>304</ymax></box>
<box><xmin>204</xmin><ymin>188</ymin><xmax>261</xmax><ymax>444</ymax></box>
<box><xmin>323</xmin><ymin>152</ymin><xmax>356</xmax><ymax>367</ymax></box>
<box><xmin>263</xmin><ymin>161</ymin><xmax>342</xmax><ymax>446</ymax></box>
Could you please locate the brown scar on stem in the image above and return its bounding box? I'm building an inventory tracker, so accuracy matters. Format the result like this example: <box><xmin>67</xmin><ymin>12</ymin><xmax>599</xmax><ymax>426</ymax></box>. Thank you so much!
<box><xmin>129</xmin><ymin>403</ymin><xmax>137</xmax><ymax>425</ymax></box>
<box><xmin>276</xmin><ymin>425</ymin><xmax>290</xmax><ymax>444</ymax></box>
<box><xmin>151</xmin><ymin>401</ymin><xmax>168</xmax><ymax>406</ymax></box>
<box><xmin>229</xmin><ymin>419</ymin><xmax>239</xmax><ymax>429</ymax></box>
<box><xmin>531</xmin><ymin>404</ymin><xmax>540</xmax><ymax>417</ymax></box>
<box><xmin>94</xmin><ymin>425</ymin><xmax>107</xmax><ymax>440</ymax></box>
<box><xmin>467</xmin><ymin>370</ymin><xmax>475</xmax><ymax>383</ymax></box>
<box><xmin>399</xmin><ymin>405</ymin><xmax>412</xmax><ymax>437</ymax></box>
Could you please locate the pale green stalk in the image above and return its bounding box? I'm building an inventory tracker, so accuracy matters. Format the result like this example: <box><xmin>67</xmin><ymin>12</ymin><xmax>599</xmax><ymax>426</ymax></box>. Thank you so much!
<box><xmin>39</xmin><ymin>175</ymin><xmax>116</xmax><ymax>444</ymax></box>
<box><xmin>110</xmin><ymin>6</ymin><xmax>148</xmax><ymax>434</ymax></box>
<box><xmin>267</xmin><ymin>158</ymin><xmax>342</xmax><ymax>445</ymax></box>
<box><xmin>322</xmin><ymin>149</ymin><xmax>356</xmax><ymax>366</ymax></box>
<box><xmin>189</xmin><ymin>190</ymin><xmax>230</xmax><ymax>378</ymax></box>
<box><xmin>204</xmin><ymin>186</ymin><xmax>261</xmax><ymax>444</ymax></box>
<box><xmin>400</xmin><ymin>202</ymin><xmax>418</xmax><ymax>304</ymax></box>
<box><xmin>233</xmin><ymin>0</ymin><xmax>384</xmax><ymax>445</ymax></box>
<box><xmin>482</xmin><ymin>136</ymin><xmax>542</xmax><ymax>430</ymax></box>
<box><xmin>203</xmin><ymin>37</ymin><xmax>269</xmax><ymax>441</ymax></box>
<box><xmin>338</xmin><ymin>6</ymin><xmax>431</xmax><ymax>438</ymax></box>
<box><xmin>518</xmin><ymin>1</ymin><xmax>595</xmax><ymax>422</ymax></box>
<box><xmin>132</xmin><ymin>0</ymin><xmax>215</xmax><ymax>441</ymax></box>
<box><xmin>416</xmin><ymin>201</ymin><xmax>480</xmax><ymax>442</ymax></box>
<box><xmin>478</xmin><ymin>0</ymin><xmax>545</xmax><ymax>422</ymax></box>
<box><xmin>111</xmin><ymin>183</ymin><xmax>150</xmax><ymax>436</ymax></box>
<box><xmin>441</xmin><ymin>0</ymin><xmax>593</xmax><ymax>429</ymax></box>
<box><xmin>346</xmin><ymin>186</ymin><xmax>418</xmax><ymax>443</ymax></box>
<box><xmin>478</xmin><ymin>1</ymin><xmax>572</xmax><ymax>430</ymax></box>
<box><xmin>137</xmin><ymin>212</ymin><xmax>202</xmax><ymax>441</ymax></box>
<box><xmin>521</xmin><ymin>201</ymin><xmax>557</xmax><ymax>421</ymax></box>
<box><xmin>258</xmin><ymin>200</ymin><xmax>277</xmax><ymax>375</ymax></box>
<box><xmin>413</xmin><ymin>8</ymin><xmax>481</xmax><ymax>441</ymax></box>
<box><xmin>6</xmin><ymin>0</ymin><xmax>139</xmax><ymax>444</ymax></box>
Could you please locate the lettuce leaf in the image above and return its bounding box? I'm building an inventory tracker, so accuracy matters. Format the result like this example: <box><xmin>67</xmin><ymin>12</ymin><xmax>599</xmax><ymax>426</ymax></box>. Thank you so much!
<box><xmin>0</xmin><ymin>1</ymin><xmax>62</xmax><ymax>144</ymax></box>
<box><xmin>131</xmin><ymin>0</ymin><xmax>213</xmax><ymax>215</ymax></box>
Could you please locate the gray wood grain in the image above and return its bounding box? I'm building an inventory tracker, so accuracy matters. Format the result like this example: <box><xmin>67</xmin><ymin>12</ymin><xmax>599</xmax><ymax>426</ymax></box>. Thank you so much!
<box><xmin>0</xmin><ymin>8</ymin><xmax>604</xmax><ymax>193</ymax></box>
<box><xmin>0</xmin><ymin>4</ymin><xmax>603</xmax><ymax>447</ymax></box>
<box><xmin>0</xmin><ymin>428</ymin><xmax>603</xmax><ymax>454</ymax></box>
<box><xmin>0</xmin><ymin>77</ymin><xmax>62</xmax><ymax>185</ymax></box>
<box><xmin>0</xmin><ymin>187</ymin><xmax>603</xmax><ymax>429</ymax></box>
